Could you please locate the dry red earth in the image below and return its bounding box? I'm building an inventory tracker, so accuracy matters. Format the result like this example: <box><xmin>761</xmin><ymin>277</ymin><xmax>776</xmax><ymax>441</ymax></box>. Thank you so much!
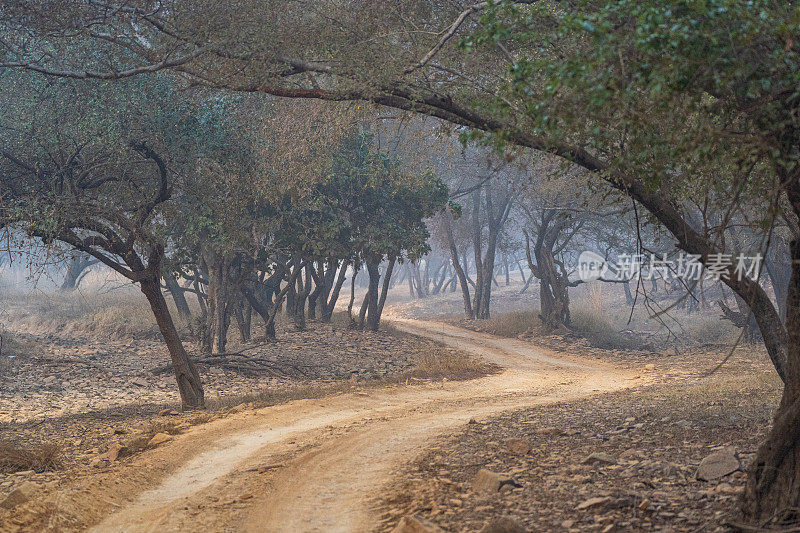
<box><xmin>0</xmin><ymin>286</ymin><xmax>783</xmax><ymax>532</ymax></box>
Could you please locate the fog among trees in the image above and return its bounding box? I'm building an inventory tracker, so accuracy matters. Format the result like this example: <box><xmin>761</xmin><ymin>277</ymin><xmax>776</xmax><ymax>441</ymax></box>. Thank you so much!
<box><xmin>0</xmin><ymin>1</ymin><xmax>799</xmax><ymax>530</ymax></box>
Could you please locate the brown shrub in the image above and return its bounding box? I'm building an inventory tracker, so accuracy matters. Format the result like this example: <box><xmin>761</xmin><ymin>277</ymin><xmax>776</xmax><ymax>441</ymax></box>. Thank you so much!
<box><xmin>406</xmin><ymin>348</ymin><xmax>498</xmax><ymax>382</ymax></box>
<box><xmin>466</xmin><ymin>310</ymin><xmax>542</xmax><ymax>338</ymax></box>
<box><xmin>0</xmin><ymin>441</ymin><xmax>62</xmax><ymax>473</ymax></box>
<box><xmin>569</xmin><ymin>310</ymin><xmax>647</xmax><ymax>350</ymax></box>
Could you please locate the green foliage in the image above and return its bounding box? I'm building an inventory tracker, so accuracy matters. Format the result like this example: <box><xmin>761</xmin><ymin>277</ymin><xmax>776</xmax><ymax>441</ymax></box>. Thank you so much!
<box><xmin>468</xmin><ymin>0</ymin><xmax>799</xmax><ymax>208</ymax></box>
<box><xmin>275</xmin><ymin>131</ymin><xmax>449</xmax><ymax>264</ymax></box>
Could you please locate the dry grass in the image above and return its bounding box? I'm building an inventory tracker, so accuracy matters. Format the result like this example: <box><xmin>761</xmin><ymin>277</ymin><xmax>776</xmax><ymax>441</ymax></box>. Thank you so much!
<box><xmin>0</xmin><ymin>330</ymin><xmax>32</xmax><ymax>374</ymax></box>
<box><xmin>0</xmin><ymin>286</ymin><xmax>193</xmax><ymax>339</ymax></box>
<box><xmin>679</xmin><ymin>313</ymin><xmax>741</xmax><ymax>346</ymax></box>
<box><xmin>82</xmin><ymin>303</ymin><xmax>159</xmax><ymax>338</ymax></box>
<box><xmin>404</xmin><ymin>347</ymin><xmax>497</xmax><ymax>381</ymax></box>
<box><xmin>466</xmin><ymin>310</ymin><xmax>542</xmax><ymax>338</ymax></box>
<box><xmin>569</xmin><ymin>309</ymin><xmax>648</xmax><ymax>350</ymax></box>
<box><xmin>451</xmin><ymin>307</ymin><xmax>650</xmax><ymax>351</ymax></box>
<box><xmin>0</xmin><ymin>441</ymin><xmax>62</xmax><ymax>473</ymax></box>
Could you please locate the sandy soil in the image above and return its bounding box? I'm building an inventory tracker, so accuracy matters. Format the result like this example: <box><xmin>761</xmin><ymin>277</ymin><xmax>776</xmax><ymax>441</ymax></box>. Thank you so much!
<box><xmin>29</xmin><ymin>318</ymin><xmax>641</xmax><ymax>532</ymax></box>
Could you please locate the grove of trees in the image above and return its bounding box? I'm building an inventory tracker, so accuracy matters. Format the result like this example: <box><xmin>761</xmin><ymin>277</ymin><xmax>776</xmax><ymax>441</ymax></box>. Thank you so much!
<box><xmin>3</xmin><ymin>0</ymin><xmax>800</xmax><ymax>525</ymax></box>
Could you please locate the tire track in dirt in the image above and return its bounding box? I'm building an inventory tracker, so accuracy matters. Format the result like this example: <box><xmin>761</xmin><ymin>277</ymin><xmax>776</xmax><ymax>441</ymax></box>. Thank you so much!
<box><xmin>90</xmin><ymin>319</ymin><xmax>643</xmax><ymax>532</ymax></box>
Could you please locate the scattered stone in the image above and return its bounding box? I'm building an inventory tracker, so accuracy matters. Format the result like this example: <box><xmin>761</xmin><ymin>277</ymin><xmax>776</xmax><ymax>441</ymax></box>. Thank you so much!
<box><xmin>159</xmin><ymin>409</ymin><xmax>180</xmax><ymax>416</ymax></box>
<box><xmin>576</xmin><ymin>496</ymin><xmax>613</xmax><ymax>511</ymax></box>
<box><xmin>696</xmin><ymin>448</ymin><xmax>740</xmax><ymax>481</ymax></box>
<box><xmin>391</xmin><ymin>515</ymin><xmax>444</xmax><ymax>533</ymax></box>
<box><xmin>582</xmin><ymin>452</ymin><xmax>617</xmax><ymax>465</ymax></box>
<box><xmin>0</xmin><ymin>481</ymin><xmax>38</xmax><ymax>509</ymax></box>
<box><xmin>638</xmin><ymin>499</ymin><xmax>650</xmax><ymax>511</ymax></box>
<box><xmin>505</xmin><ymin>438</ymin><xmax>531</xmax><ymax>455</ymax></box>
<box><xmin>662</xmin><ymin>463</ymin><xmax>679</xmax><ymax>477</ymax></box>
<box><xmin>537</xmin><ymin>427</ymin><xmax>562</xmax><ymax>436</ymax></box>
<box><xmin>148</xmin><ymin>432</ymin><xmax>173</xmax><ymax>447</ymax></box>
<box><xmin>601</xmin><ymin>524</ymin><xmax>616</xmax><ymax>533</ymax></box>
<box><xmin>644</xmin><ymin>364</ymin><xmax>656</xmax><ymax>371</ymax></box>
<box><xmin>561</xmin><ymin>519</ymin><xmax>575</xmax><ymax>528</ymax></box>
<box><xmin>619</xmin><ymin>448</ymin><xmax>640</xmax><ymax>460</ymax></box>
<box><xmin>479</xmin><ymin>516</ymin><xmax>528</xmax><ymax>533</ymax></box>
<box><xmin>96</xmin><ymin>442</ymin><xmax>127</xmax><ymax>463</ymax></box>
<box><xmin>90</xmin><ymin>456</ymin><xmax>109</xmax><ymax>468</ymax></box>
<box><xmin>473</xmin><ymin>468</ymin><xmax>521</xmax><ymax>493</ymax></box>
<box><xmin>130</xmin><ymin>377</ymin><xmax>148</xmax><ymax>387</ymax></box>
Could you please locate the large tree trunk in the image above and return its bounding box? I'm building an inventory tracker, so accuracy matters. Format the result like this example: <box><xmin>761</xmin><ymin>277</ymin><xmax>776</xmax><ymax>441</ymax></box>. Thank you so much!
<box><xmin>140</xmin><ymin>278</ymin><xmax>204</xmax><ymax>409</ymax></box>
<box><xmin>347</xmin><ymin>262</ymin><xmax>359</xmax><ymax>326</ymax></box>
<box><xmin>443</xmin><ymin>213</ymin><xmax>474</xmax><ymax>319</ymax></box>
<box><xmin>742</xmin><ymin>239</ymin><xmax>800</xmax><ymax>524</ymax></box>
<box><xmin>357</xmin><ymin>290</ymin><xmax>369</xmax><ymax>328</ymax></box>
<box><xmin>471</xmin><ymin>191</ymin><xmax>486</xmax><ymax>318</ymax></box>
<box><xmin>242</xmin><ymin>299</ymin><xmax>252</xmax><ymax>340</ymax></box>
<box><xmin>163</xmin><ymin>271</ymin><xmax>191</xmax><ymax>322</ymax></box>
<box><xmin>232</xmin><ymin>296</ymin><xmax>251</xmax><ymax>343</ymax></box>
<box><xmin>623</xmin><ymin>281</ymin><xmax>635</xmax><ymax>306</ymax></box>
<box><xmin>60</xmin><ymin>253</ymin><xmax>97</xmax><ymax>291</ymax></box>
<box><xmin>765</xmin><ymin>244</ymin><xmax>791</xmax><ymax>323</ymax></box>
<box><xmin>476</xmin><ymin>228</ymin><xmax>499</xmax><ymax>319</ymax></box>
<box><xmin>192</xmin><ymin>276</ymin><xmax>207</xmax><ymax>316</ymax></box>
<box><xmin>322</xmin><ymin>260</ymin><xmax>348</xmax><ymax>322</ymax></box>
<box><xmin>307</xmin><ymin>261</ymin><xmax>325</xmax><ymax>320</ymax></box>
<box><xmin>374</xmin><ymin>256</ymin><xmax>396</xmax><ymax>328</ymax></box>
<box><xmin>535</xmin><ymin>249</ymin><xmax>570</xmax><ymax>329</ymax></box>
<box><xmin>365</xmin><ymin>260</ymin><xmax>382</xmax><ymax>332</ymax></box>
<box><xmin>525</xmin><ymin>224</ymin><xmax>570</xmax><ymax>330</ymax></box>
<box><xmin>201</xmin><ymin>255</ymin><xmax>234</xmax><ymax>354</ymax></box>
<box><xmin>285</xmin><ymin>274</ymin><xmax>297</xmax><ymax>318</ymax></box>
<box><xmin>412</xmin><ymin>262</ymin><xmax>425</xmax><ymax>298</ymax></box>
<box><xmin>292</xmin><ymin>262</ymin><xmax>312</xmax><ymax>330</ymax></box>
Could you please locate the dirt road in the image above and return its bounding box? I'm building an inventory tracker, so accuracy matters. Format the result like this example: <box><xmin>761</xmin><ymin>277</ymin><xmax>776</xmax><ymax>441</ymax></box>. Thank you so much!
<box><xmin>90</xmin><ymin>319</ymin><xmax>642</xmax><ymax>532</ymax></box>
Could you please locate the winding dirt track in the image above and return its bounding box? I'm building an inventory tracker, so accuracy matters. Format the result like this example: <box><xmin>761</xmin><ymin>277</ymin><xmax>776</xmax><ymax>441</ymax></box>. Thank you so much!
<box><xmin>90</xmin><ymin>318</ymin><xmax>642</xmax><ymax>532</ymax></box>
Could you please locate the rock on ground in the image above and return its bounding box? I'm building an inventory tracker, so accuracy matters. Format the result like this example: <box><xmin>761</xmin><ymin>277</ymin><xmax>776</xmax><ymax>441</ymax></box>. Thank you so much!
<box><xmin>575</xmin><ymin>496</ymin><xmax>614</xmax><ymax>510</ymax></box>
<box><xmin>696</xmin><ymin>447</ymin><xmax>740</xmax><ymax>481</ymax></box>
<box><xmin>472</xmin><ymin>468</ymin><xmax>520</xmax><ymax>493</ymax></box>
<box><xmin>0</xmin><ymin>481</ymin><xmax>38</xmax><ymax>509</ymax></box>
<box><xmin>148</xmin><ymin>432</ymin><xmax>173</xmax><ymax>447</ymax></box>
<box><xmin>504</xmin><ymin>438</ymin><xmax>531</xmax><ymax>455</ymax></box>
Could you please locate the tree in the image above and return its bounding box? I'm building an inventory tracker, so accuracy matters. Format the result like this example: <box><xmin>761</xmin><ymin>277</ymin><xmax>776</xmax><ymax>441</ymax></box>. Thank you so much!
<box><xmin>0</xmin><ymin>73</ymin><xmax>223</xmax><ymax>409</ymax></box>
<box><xmin>314</xmin><ymin>132</ymin><xmax>449</xmax><ymax>331</ymax></box>
<box><xmin>60</xmin><ymin>252</ymin><xmax>99</xmax><ymax>291</ymax></box>
<box><xmin>4</xmin><ymin>0</ymin><xmax>800</xmax><ymax>522</ymax></box>
<box><xmin>0</xmin><ymin>137</ymin><xmax>205</xmax><ymax>409</ymax></box>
